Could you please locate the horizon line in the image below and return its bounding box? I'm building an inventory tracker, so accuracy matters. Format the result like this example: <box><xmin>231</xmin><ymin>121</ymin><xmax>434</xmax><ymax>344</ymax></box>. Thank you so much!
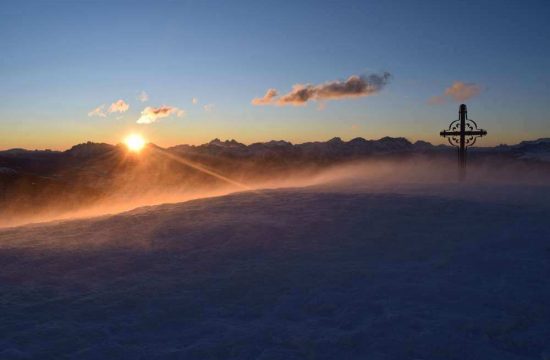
<box><xmin>2</xmin><ymin>136</ymin><xmax>548</xmax><ymax>153</ymax></box>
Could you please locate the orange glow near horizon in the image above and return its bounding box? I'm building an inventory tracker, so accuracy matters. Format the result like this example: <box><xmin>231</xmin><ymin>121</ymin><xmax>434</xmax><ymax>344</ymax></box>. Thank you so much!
<box><xmin>124</xmin><ymin>134</ymin><xmax>146</xmax><ymax>153</ymax></box>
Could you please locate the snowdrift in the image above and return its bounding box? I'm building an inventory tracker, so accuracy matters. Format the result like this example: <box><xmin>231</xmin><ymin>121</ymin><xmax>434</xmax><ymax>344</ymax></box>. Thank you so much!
<box><xmin>1</xmin><ymin>183</ymin><xmax>550</xmax><ymax>359</ymax></box>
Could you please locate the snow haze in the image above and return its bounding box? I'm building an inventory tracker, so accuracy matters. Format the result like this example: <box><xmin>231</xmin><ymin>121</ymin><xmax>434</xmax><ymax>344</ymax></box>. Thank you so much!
<box><xmin>1</xmin><ymin>157</ymin><xmax>550</xmax><ymax>359</ymax></box>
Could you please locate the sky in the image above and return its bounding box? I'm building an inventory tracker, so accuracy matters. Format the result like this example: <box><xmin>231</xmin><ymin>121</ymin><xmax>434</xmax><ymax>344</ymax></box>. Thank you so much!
<box><xmin>1</xmin><ymin>0</ymin><xmax>549</xmax><ymax>150</ymax></box>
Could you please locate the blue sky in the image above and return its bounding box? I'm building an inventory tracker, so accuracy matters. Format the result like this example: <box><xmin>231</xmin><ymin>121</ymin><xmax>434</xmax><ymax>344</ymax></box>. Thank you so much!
<box><xmin>1</xmin><ymin>0</ymin><xmax>549</xmax><ymax>149</ymax></box>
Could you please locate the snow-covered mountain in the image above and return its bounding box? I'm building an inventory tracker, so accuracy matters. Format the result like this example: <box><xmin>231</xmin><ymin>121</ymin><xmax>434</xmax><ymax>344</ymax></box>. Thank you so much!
<box><xmin>511</xmin><ymin>138</ymin><xmax>550</xmax><ymax>161</ymax></box>
<box><xmin>168</xmin><ymin>136</ymin><xmax>438</xmax><ymax>159</ymax></box>
<box><xmin>167</xmin><ymin>137</ymin><xmax>550</xmax><ymax>162</ymax></box>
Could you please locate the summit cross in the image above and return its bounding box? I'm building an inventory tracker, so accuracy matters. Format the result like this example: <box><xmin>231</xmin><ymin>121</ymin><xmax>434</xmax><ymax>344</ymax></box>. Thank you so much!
<box><xmin>440</xmin><ymin>104</ymin><xmax>487</xmax><ymax>181</ymax></box>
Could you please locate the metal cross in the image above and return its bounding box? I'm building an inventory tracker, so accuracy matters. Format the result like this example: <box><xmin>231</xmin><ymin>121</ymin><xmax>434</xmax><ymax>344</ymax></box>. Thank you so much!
<box><xmin>440</xmin><ymin>104</ymin><xmax>487</xmax><ymax>181</ymax></box>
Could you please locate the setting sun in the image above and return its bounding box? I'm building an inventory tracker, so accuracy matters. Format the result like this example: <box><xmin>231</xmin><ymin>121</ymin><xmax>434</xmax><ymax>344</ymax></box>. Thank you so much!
<box><xmin>124</xmin><ymin>134</ymin><xmax>146</xmax><ymax>152</ymax></box>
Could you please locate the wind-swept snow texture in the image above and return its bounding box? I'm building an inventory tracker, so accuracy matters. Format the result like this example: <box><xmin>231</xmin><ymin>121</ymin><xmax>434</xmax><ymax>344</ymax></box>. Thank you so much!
<box><xmin>1</xmin><ymin>184</ymin><xmax>550</xmax><ymax>359</ymax></box>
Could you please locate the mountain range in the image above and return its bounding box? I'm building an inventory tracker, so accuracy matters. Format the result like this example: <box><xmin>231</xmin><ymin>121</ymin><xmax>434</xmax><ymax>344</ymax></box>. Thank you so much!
<box><xmin>3</xmin><ymin>136</ymin><xmax>550</xmax><ymax>165</ymax></box>
<box><xmin>1</xmin><ymin>136</ymin><xmax>550</xmax><ymax>226</ymax></box>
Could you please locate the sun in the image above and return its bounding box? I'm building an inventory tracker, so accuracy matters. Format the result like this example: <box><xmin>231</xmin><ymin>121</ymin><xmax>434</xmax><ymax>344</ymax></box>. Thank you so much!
<box><xmin>124</xmin><ymin>134</ymin><xmax>146</xmax><ymax>152</ymax></box>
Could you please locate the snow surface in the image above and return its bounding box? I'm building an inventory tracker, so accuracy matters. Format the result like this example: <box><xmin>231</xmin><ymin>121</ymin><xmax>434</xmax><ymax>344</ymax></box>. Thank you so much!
<box><xmin>0</xmin><ymin>167</ymin><xmax>17</xmax><ymax>175</ymax></box>
<box><xmin>1</xmin><ymin>183</ymin><xmax>550</xmax><ymax>359</ymax></box>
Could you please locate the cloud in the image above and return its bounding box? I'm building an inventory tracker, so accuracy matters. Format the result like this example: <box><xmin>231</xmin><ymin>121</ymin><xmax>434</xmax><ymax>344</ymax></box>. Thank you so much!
<box><xmin>427</xmin><ymin>95</ymin><xmax>446</xmax><ymax>105</ymax></box>
<box><xmin>108</xmin><ymin>99</ymin><xmax>129</xmax><ymax>113</ymax></box>
<box><xmin>428</xmin><ymin>81</ymin><xmax>482</xmax><ymax>105</ymax></box>
<box><xmin>192</xmin><ymin>97</ymin><xmax>199</xmax><ymax>105</ymax></box>
<box><xmin>88</xmin><ymin>100</ymin><xmax>128</xmax><ymax>118</ymax></box>
<box><xmin>251</xmin><ymin>89</ymin><xmax>278</xmax><ymax>105</ymax></box>
<box><xmin>445</xmin><ymin>81</ymin><xmax>481</xmax><ymax>102</ymax></box>
<box><xmin>88</xmin><ymin>105</ymin><xmax>106</xmax><ymax>117</ymax></box>
<box><xmin>203</xmin><ymin>104</ymin><xmax>214</xmax><ymax>112</ymax></box>
<box><xmin>138</xmin><ymin>91</ymin><xmax>149</xmax><ymax>102</ymax></box>
<box><xmin>137</xmin><ymin>105</ymin><xmax>185</xmax><ymax>124</ymax></box>
<box><xmin>252</xmin><ymin>72</ymin><xmax>391</xmax><ymax>106</ymax></box>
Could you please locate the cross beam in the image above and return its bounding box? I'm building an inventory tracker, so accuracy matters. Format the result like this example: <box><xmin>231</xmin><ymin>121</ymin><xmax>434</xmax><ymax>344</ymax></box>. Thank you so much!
<box><xmin>440</xmin><ymin>130</ymin><xmax>487</xmax><ymax>137</ymax></box>
<box><xmin>440</xmin><ymin>104</ymin><xmax>487</xmax><ymax>181</ymax></box>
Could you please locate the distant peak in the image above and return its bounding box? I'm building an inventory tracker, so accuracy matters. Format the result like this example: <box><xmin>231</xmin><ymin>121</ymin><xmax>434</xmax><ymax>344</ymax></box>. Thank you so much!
<box><xmin>378</xmin><ymin>136</ymin><xmax>412</xmax><ymax>144</ymax></box>
<box><xmin>349</xmin><ymin>137</ymin><xmax>367</xmax><ymax>143</ymax></box>
<box><xmin>65</xmin><ymin>142</ymin><xmax>115</xmax><ymax>157</ymax></box>
<box><xmin>207</xmin><ymin>138</ymin><xmax>245</xmax><ymax>147</ymax></box>
<box><xmin>265</xmin><ymin>140</ymin><xmax>292</xmax><ymax>146</ymax></box>
<box><xmin>519</xmin><ymin>138</ymin><xmax>550</xmax><ymax>145</ymax></box>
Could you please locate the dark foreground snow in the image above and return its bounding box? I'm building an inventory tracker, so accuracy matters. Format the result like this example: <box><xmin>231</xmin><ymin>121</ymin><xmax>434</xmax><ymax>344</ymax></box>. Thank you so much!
<box><xmin>1</xmin><ymin>183</ymin><xmax>550</xmax><ymax>359</ymax></box>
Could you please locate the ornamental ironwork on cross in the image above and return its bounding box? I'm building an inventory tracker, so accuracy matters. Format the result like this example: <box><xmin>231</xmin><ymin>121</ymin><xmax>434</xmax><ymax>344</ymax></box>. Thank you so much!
<box><xmin>440</xmin><ymin>104</ymin><xmax>487</xmax><ymax>181</ymax></box>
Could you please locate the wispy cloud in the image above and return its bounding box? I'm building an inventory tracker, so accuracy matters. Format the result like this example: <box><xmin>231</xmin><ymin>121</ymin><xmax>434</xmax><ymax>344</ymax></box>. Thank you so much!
<box><xmin>192</xmin><ymin>97</ymin><xmax>199</xmax><ymax>105</ymax></box>
<box><xmin>137</xmin><ymin>105</ymin><xmax>185</xmax><ymax>124</ymax></box>
<box><xmin>252</xmin><ymin>89</ymin><xmax>278</xmax><ymax>105</ymax></box>
<box><xmin>252</xmin><ymin>72</ymin><xmax>391</xmax><ymax>107</ymax></box>
<box><xmin>88</xmin><ymin>105</ymin><xmax>106</xmax><ymax>117</ymax></box>
<box><xmin>138</xmin><ymin>91</ymin><xmax>149</xmax><ymax>102</ymax></box>
<box><xmin>89</xmin><ymin>100</ymin><xmax>129</xmax><ymax>117</ymax></box>
<box><xmin>428</xmin><ymin>81</ymin><xmax>482</xmax><ymax>105</ymax></box>
<box><xmin>203</xmin><ymin>104</ymin><xmax>214</xmax><ymax>112</ymax></box>
<box><xmin>108</xmin><ymin>99</ymin><xmax>129</xmax><ymax>113</ymax></box>
<box><xmin>427</xmin><ymin>95</ymin><xmax>446</xmax><ymax>105</ymax></box>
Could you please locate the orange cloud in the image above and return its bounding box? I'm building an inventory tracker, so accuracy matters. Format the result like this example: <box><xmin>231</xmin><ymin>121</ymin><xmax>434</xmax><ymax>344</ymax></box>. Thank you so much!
<box><xmin>252</xmin><ymin>72</ymin><xmax>391</xmax><ymax>107</ymax></box>
<box><xmin>108</xmin><ymin>99</ymin><xmax>129</xmax><ymax>113</ymax></box>
<box><xmin>444</xmin><ymin>81</ymin><xmax>481</xmax><ymax>102</ymax></box>
<box><xmin>88</xmin><ymin>105</ymin><xmax>106</xmax><ymax>117</ymax></box>
<box><xmin>137</xmin><ymin>105</ymin><xmax>185</xmax><ymax>124</ymax></box>
<box><xmin>428</xmin><ymin>81</ymin><xmax>482</xmax><ymax>105</ymax></box>
<box><xmin>252</xmin><ymin>89</ymin><xmax>278</xmax><ymax>105</ymax></box>
<box><xmin>427</xmin><ymin>95</ymin><xmax>446</xmax><ymax>105</ymax></box>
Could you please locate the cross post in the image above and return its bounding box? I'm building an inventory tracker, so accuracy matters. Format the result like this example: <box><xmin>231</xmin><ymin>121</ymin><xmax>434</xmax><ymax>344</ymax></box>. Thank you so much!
<box><xmin>440</xmin><ymin>104</ymin><xmax>487</xmax><ymax>181</ymax></box>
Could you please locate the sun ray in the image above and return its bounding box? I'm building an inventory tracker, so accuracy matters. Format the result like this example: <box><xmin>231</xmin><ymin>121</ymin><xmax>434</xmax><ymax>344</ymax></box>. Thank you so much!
<box><xmin>151</xmin><ymin>147</ymin><xmax>253</xmax><ymax>191</ymax></box>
